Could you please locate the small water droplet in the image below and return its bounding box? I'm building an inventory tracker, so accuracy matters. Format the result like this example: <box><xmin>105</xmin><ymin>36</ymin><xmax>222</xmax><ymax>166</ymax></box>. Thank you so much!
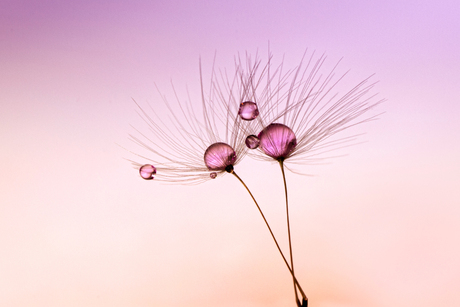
<box><xmin>210</xmin><ymin>172</ymin><xmax>217</xmax><ymax>179</ymax></box>
<box><xmin>258</xmin><ymin>123</ymin><xmax>297</xmax><ymax>159</ymax></box>
<box><xmin>139</xmin><ymin>164</ymin><xmax>156</xmax><ymax>180</ymax></box>
<box><xmin>204</xmin><ymin>142</ymin><xmax>237</xmax><ymax>171</ymax></box>
<box><xmin>245</xmin><ymin>135</ymin><xmax>260</xmax><ymax>149</ymax></box>
<box><xmin>238</xmin><ymin>101</ymin><xmax>259</xmax><ymax>121</ymax></box>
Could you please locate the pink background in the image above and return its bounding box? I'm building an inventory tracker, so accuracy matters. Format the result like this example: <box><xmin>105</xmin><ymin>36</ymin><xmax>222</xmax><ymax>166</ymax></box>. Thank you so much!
<box><xmin>1</xmin><ymin>0</ymin><xmax>459</xmax><ymax>306</ymax></box>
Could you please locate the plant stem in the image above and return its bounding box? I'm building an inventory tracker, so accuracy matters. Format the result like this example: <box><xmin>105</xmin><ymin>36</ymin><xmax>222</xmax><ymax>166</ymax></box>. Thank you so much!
<box><xmin>230</xmin><ymin>170</ymin><xmax>306</xmax><ymax>300</ymax></box>
<box><xmin>278</xmin><ymin>159</ymin><xmax>307</xmax><ymax>306</ymax></box>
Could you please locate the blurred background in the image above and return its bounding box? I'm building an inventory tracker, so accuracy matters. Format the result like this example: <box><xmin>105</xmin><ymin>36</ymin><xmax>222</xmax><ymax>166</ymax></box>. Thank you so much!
<box><xmin>1</xmin><ymin>0</ymin><xmax>459</xmax><ymax>306</ymax></box>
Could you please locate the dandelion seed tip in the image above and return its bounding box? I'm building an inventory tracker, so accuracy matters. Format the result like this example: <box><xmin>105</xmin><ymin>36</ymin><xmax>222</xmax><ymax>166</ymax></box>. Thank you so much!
<box><xmin>225</xmin><ymin>165</ymin><xmax>234</xmax><ymax>173</ymax></box>
<box><xmin>139</xmin><ymin>164</ymin><xmax>156</xmax><ymax>180</ymax></box>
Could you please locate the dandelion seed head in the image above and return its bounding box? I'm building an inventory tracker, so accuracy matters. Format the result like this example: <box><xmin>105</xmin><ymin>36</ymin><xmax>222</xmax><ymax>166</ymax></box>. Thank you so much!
<box><xmin>245</xmin><ymin>134</ymin><xmax>260</xmax><ymax>149</ymax></box>
<box><xmin>204</xmin><ymin>142</ymin><xmax>237</xmax><ymax>171</ymax></box>
<box><xmin>234</xmin><ymin>51</ymin><xmax>384</xmax><ymax>172</ymax></box>
<box><xmin>128</xmin><ymin>56</ymin><xmax>253</xmax><ymax>184</ymax></box>
<box><xmin>139</xmin><ymin>164</ymin><xmax>156</xmax><ymax>180</ymax></box>
<box><xmin>129</xmin><ymin>51</ymin><xmax>383</xmax><ymax>180</ymax></box>
<box><xmin>257</xmin><ymin>123</ymin><xmax>297</xmax><ymax>160</ymax></box>
<box><xmin>238</xmin><ymin>101</ymin><xmax>259</xmax><ymax>121</ymax></box>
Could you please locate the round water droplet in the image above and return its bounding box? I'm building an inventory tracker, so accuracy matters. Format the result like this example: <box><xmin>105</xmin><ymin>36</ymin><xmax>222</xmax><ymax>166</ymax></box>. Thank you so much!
<box><xmin>238</xmin><ymin>101</ymin><xmax>259</xmax><ymax>121</ymax></box>
<box><xmin>139</xmin><ymin>164</ymin><xmax>156</xmax><ymax>180</ymax></box>
<box><xmin>204</xmin><ymin>142</ymin><xmax>237</xmax><ymax>171</ymax></box>
<box><xmin>258</xmin><ymin>123</ymin><xmax>297</xmax><ymax>159</ymax></box>
<box><xmin>210</xmin><ymin>172</ymin><xmax>217</xmax><ymax>179</ymax></box>
<box><xmin>245</xmin><ymin>135</ymin><xmax>260</xmax><ymax>149</ymax></box>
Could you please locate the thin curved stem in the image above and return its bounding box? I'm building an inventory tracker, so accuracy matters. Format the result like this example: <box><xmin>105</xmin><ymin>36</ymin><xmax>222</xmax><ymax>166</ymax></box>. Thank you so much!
<box><xmin>278</xmin><ymin>159</ymin><xmax>300</xmax><ymax>305</ymax></box>
<box><xmin>230</xmin><ymin>170</ymin><xmax>306</xmax><ymax>300</ymax></box>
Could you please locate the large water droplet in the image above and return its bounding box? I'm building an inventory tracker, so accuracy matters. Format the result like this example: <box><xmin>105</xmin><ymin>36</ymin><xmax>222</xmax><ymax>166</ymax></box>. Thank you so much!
<box><xmin>258</xmin><ymin>123</ymin><xmax>297</xmax><ymax>159</ymax></box>
<box><xmin>210</xmin><ymin>172</ymin><xmax>217</xmax><ymax>179</ymax></box>
<box><xmin>139</xmin><ymin>164</ymin><xmax>156</xmax><ymax>180</ymax></box>
<box><xmin>204</xmin><ymin>142</ymin><xmax>237</xmax><ymax>171</ymax></box>
<box><xmin>238</xmin><ymin>101</ymin><xmax>259</xmax><ymax>121</ymax></box>
<box><xmin>245</xmin><ymin>135</ymin><xmax>260</xmax><ymax>149</ymax></box>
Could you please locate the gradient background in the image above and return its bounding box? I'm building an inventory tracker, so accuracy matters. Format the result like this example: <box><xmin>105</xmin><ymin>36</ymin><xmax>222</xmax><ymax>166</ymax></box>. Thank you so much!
<box><xmin>1</xmin><ymin>0</ymin><xmax>459</xmax><ymax>306</ymax></box>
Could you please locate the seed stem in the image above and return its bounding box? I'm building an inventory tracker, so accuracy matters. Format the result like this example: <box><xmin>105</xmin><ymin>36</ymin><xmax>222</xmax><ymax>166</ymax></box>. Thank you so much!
<box><xmin>279</xmin><ymin>159</ymin><xmax>308</xmax><ymax>306</ymax></box>
<box><xmin>230</xmin><ymin>169</ymin><xmax>306</xmax><ymax>301</ymax></box>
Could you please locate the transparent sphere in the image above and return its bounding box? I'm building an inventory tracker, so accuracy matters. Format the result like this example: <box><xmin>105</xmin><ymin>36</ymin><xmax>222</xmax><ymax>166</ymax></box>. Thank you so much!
<box><xmin>210</xmin><ymin>172</ymin><xmax>217</xmax><ymax>179</ymax></box>
<box><xmin>238</xmin><ymin>101</ymin><xmax>259</xmax><ymax>121</ymax></box>
<box><xmin>258</xmin><ymin>123</ymin><xmax>297</xmax><ymax>159</ymax></box>
<box><xmin>139</xmin><ymin>164</ymin><xmax>156</xmax><ymax>180</ymax></box>
<box><xmin>204</xmin><ymin>142</ymin><xmax>237</xmax><ymax>171</ymax></box>
<box><xmin>245</xmin><ymin>135</ymin><xmax>260</xmax><ymax>149</ymax></box>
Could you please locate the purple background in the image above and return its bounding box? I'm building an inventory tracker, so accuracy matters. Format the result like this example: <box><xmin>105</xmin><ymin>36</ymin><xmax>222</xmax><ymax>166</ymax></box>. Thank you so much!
<box><xmin>1</xmin><ymin>1</ymin><xmax>459</xmax><ymax>306</ymax></box>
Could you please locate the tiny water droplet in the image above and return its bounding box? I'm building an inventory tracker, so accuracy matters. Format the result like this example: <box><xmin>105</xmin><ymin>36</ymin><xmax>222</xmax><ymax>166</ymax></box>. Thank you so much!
<box><xmin>258</xmin><ymin>123</ymin><xmax>297</xmax><ymax>159</ymax></box>
<box><xmin>245</xmin><ymin>135</ymin><xmax>260</xmax><ymax>149</ymax></box>
<box><xmin>204</xmin><ymin>142</ymin><xmax>237</xmax><ymax>171</ymax></box>
<box><xmin>210</xmin><ymin>172</ymin><xmax>217</xmax><ymax>179</ymax></box>
<box><xmin>238</xmin><ymin>101</ymin><xmax>259</xmax><ymax>121</ymax></box>
<box><xmin>139</xmin><ymin>164</ymin><xmax>156</xmax><ymax>180</ymax></box>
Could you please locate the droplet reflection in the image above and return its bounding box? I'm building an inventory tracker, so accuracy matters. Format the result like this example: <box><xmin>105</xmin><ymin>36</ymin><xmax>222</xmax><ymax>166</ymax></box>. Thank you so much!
<box><xmin>139</xmin><ymin>164</ymin><xmax>156</xmax><ymax>180</ymax></box>
<box><xmin>258</xmin><ymin>123</ymin><xmax>297</xmax><ymax>159</ymax></box>
<box><xmin>210</xmin><ymin>172</ymin><xmax>217</xmax><ymax>179</ymax></box>
<box><xmin>245</xmin><ymin>135</ymin><xmax>260</xmax><ymax>149</ymax></box>
<box><xmin>238</xmin><ymin>101</ymin><xmax>259</xmax><ymax>121</ymax></box>
<box><xmin>204</xmin><ymin>142</ymin><xmax>237</xmax><ymax>171</ymax></box>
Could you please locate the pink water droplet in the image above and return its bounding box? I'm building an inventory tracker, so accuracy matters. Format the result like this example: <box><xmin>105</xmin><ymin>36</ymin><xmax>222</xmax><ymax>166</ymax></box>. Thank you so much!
<box><xmin>238</xmin><ymin>101</ymin><xmax>259</xmax><ymax>121</ymax></box>
<box><xmin>204</xmin><ymin>142</ymin><xmax>237</xmax><ymax>171</ymax></box>
<box><xmin>258</xmin><ymin>123</ymin><xmax>297</xmax><ymax>159</ymax></box>
<box><xmin>210</xmin><ymin>172</ymin><xmax>217</xmax><ymax>179</ymax></box>
<box><xmin>139</xmin><ymin>164</ymin><xmax>156</xmax><ymax>180</ymax></box>
<box><xmin>245</xmin><ymin>135</ymin><xmax>260</xmax><ymax>149</ymax></box>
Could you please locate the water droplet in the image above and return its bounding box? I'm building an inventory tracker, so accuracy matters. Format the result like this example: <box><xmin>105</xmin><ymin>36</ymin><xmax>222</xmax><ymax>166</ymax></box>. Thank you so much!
<box><xmin>204</xmin><ymin>142</ymin><xmax>237</xmax><ymax>171</ymax></box>
<box><xmin>245</xmin><ymin>135</ymin><xmax>260</xmax><ymax>149</ymax></box>
<box><xmin>238</xmin><ymin>101</ymin><xmax>259</xmax><ymax>121</ymax></box>
<box><xmin>258</xmin><ymin>123</ymin><xmax>297</xmax><ymax>159</ymax></box>
<box><xmin>210</xmin><ymin>172</ymin><xmax>217</xmax><ymax>179</ymax></box>
<box><xmin>139</xmin><ymin>164</ymin><xmax>156</xmax><ymax>180</ymax></box>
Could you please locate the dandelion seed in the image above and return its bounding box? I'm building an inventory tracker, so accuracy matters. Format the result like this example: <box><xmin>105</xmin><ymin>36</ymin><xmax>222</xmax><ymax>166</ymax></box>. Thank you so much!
<box><xmin>237</xmin><ymin>51</ymin><xmax>384</xmax><ymax>307</ymax></box>
<box><xmin>129</xmin><ymin>55</ymin><xmax>307</xmax><ymax>306</ymax></box>
<box><xmin>129</xmin><ymin>59</ymin><xmax>249</xmax><ymax>184</ymax></box>
<box><xmin>243</xmin><ymin>51</ymin><xmax>384</xmax><ymax>169</ymax></box>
